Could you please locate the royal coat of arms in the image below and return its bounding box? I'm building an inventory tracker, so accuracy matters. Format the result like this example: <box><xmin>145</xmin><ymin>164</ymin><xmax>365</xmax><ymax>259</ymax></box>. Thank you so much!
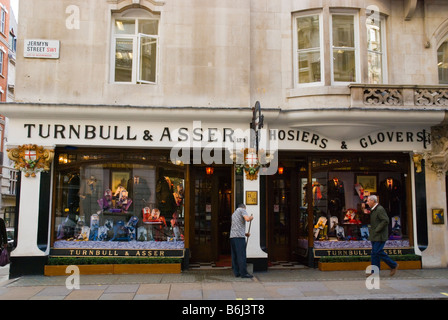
<box><xmin>7</xmin><ymin>144</ymin><xmax>54</xmax><ymax>177</ymax></box>
<box><xmin>230</xmin><ymin>148</ymin><xmax>273</xmax><ymax>180</ymax></box>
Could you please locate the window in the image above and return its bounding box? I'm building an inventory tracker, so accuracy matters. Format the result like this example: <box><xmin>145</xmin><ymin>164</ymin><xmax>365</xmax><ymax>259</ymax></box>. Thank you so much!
<box><xmin>112</xmin><ymin>12</ymin><xmax>159</xmax><ymax>84</ymax></box>
<box><xmin>0</xmin><ymin>50</ymin><xmax>3</xmax><ymax>75</ymax></box>
<box><xmin>367</xmin><ymin>15</ymin><xmax>386</xmax><ymax>84</ymax></box>
<box><xmin>0</xmin><ymin>9</ymin><xmax>5</xmax><ymax>35</ymax></box>
<box><xmin>438</xmin><ymin>40</ymin><xmax>448</xmax><ymax>84</ymax></box>
<box><xmin>331</xmin><ymin>14</ymin><xmax>358</xmax><ymax>83</ymax></box>
<box><xmin>295</xmin><ymin>14</ymin><xmax>323</xmax><ymax>85</ymax></box>
<box><xmin>54</xmin><ymin>149</ymin><xmax>185</xmax><ymax>247</ymax></box>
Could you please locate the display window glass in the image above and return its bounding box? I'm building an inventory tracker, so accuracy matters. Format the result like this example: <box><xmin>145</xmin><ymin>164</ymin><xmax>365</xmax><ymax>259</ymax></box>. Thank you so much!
<box><xmin>297</xmin><ymin>154</ymin><xmax>411</xmax><ymax>252</ymax></box>
<box><xmin>53</xmin><ymin>149</ymin><xmax>185</xmax><ymax>250</ymax></box>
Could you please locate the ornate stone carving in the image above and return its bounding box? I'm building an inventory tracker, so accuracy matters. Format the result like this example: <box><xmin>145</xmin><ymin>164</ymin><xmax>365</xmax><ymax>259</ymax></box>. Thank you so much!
<box><xmin>412</xmin><ymin>153</ymin><xmax>424</xmax><ymax>173</ymax></box>
<box><xmin>415</xmin><ymin>89</ymin><xmax>448</xmax><ymax>107</ymax></box>
<box><xmin>363</xmin><ymin>88</ymin><xmax>403</xmax><ymax>106</ymax></box>
<box><xmin>7</xmin><ymin>145</ymin><xmax>54</xmax><ymax>177</ymax></box>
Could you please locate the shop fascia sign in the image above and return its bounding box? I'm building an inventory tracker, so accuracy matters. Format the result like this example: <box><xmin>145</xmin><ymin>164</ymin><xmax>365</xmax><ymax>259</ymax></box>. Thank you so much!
<box><xmin>14</xmin><ymin>121</ymin><xmax>431</xmax><ymax>152</ymax></box>
<box><xmin>24</xmin><ymin>39</ymin><xmax>60</xmax><ymax>59</ymax></box>
<box><xmin>269</xmin><ymin>127</ymin><xmax>431</xmax><ymax>152</ymax></box>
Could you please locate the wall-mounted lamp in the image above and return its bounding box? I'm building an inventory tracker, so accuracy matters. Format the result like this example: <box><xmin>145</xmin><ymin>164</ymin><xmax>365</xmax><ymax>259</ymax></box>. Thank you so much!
<box><xmin>206</xmin><ymin>167</ymin><xmax>214</xmax><ymax>175</ymax></box>
<box><xmin>278</xmin><ymin>166</ymin><xmax>284</xmax><ymax>175</ymax></box>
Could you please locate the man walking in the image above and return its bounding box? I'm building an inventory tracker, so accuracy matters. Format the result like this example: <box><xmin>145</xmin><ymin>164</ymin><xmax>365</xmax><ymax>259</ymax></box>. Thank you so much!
<box><xmin>230</xmin><ymin>204</ymin><xmax>254</xmax><ymax>278</ymax></box>
<box><xmin>366</xmin><ymin>195</ymin><xmax>398</xmax><ymax>276</ymax></box>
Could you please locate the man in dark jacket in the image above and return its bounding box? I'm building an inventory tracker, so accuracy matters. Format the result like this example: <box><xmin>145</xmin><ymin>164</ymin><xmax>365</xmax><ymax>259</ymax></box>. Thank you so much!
<box><xmin>366</xmin><ymin>195</ymin><xmax>398</xmax><ymax>276</ymax></box>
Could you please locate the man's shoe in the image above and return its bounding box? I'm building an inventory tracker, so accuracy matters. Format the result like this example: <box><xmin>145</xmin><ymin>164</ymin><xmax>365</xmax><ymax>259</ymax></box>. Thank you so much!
<box><xmin>390</xmin><ymin>264</ymin><xmax>398</xmax><ymax>276</ymax></box>
<box><xmin>241</xmin><ymin>274</ymin><xmax>253</xmax><ymax>278</ymax></box>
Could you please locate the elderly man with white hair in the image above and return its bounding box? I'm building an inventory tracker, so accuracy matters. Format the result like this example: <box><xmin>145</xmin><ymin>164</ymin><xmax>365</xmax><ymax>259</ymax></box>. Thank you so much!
<box><xmin>366</xmin><ymin>195</ymin><xmax>399</xmax><ymax>276</ymax></box>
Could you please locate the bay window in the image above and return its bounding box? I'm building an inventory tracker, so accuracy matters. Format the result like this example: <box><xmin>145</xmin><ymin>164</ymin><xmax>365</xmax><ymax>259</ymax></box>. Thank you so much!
<box><xmin>331</xmin><ymin>14</ymin><xmax>358</xmax><ymax>84</ymax></box>
<box><xmin>295</xmin><ymin>14</ymin><xmax>323</xmax><ymax>85</ymax></box>
<box><xmin>294</xmin><ymin>9</ymin><xmax>386</xmax><ymax>87</ymax></box>
<box><xmin>367</xmin><ymin>15</ymin><xmax>386</xmax><ymax>84</ymax></box>
<box><xmin>438</xmin><ymin>40</ymin><xmax>448</xmax><ymax>84</ymax></box>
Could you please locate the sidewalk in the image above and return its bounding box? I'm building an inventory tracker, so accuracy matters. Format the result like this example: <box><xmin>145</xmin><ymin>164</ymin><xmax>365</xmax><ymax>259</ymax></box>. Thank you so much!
<box><xmin>0</xmin><ymin>264</ymin><xmax>447</xmax><ymax>300</ymax></box>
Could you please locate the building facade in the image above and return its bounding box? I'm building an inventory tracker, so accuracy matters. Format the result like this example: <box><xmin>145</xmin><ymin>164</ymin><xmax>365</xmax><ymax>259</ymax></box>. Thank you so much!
<box><xmin>2</xmin><ymin>0</ymin><xmax>448</xmax><ymax>276</ymax></box>
<box><xmin>1</xmin><ymin>0</ymin><xmax>17</xmax><ymax>234</ymax></box>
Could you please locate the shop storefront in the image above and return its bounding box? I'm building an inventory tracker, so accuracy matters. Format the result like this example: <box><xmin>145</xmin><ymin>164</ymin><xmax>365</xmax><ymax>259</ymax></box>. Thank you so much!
<box><xmin>3</xmin><ymin>105</ymin><xmax>256</xmax><ymax>276</ymax></box>
<box><xmin>51</xmin><ymin>148</ymin><xmax>186</xmax><ymax>257</ymax></box>
<box><xmin>264</xmin><ymin>121</ymin><xmax>435</xmax><ymax>268</ymax></box>
<box><xmin>267</xmin><ymin>152</ymin><xmax>414</xmax><ymax>263</ymax></box>
<box><xmin>3</xmin><ymin>104</ymin><xmax>448</xmax><ymax>275</ymax></box>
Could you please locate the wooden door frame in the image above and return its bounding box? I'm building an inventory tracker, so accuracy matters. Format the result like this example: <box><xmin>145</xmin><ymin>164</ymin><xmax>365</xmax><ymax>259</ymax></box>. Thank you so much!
<box><xmin>189</xmin><ymin>165</ymin><xmax>233</xmax><ymax>263</ymax></box>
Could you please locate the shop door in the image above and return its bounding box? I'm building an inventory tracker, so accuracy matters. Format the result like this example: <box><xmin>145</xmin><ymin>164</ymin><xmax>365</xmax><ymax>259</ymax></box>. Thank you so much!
<box><xmin>190</xmin><ymin>167</ymin><xmax>232</xmax><ymax>262</ymax></box>
<box><xmin>267</xmin><ymin>169</ymin><xmax>296</xmax><ymax>261</ymax></box>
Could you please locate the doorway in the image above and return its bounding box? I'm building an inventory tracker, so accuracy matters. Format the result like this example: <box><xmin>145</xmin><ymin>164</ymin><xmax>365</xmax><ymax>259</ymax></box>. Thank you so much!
<box><xmin>190</xmin><ymin>166</ymin><xmax>233</xmax><ymax>263</ymax></box>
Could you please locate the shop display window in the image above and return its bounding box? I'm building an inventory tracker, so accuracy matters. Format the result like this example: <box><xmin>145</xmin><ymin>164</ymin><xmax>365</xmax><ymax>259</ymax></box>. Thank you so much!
<box><xmin>298</xmin><ymin>155</ymin><xmax>410</xmax><ymax>250</ymax></box>
<box><xmin>53</xmin><ymin>149</ymin><xmax>185</xmax><ymax>250</ymax></box>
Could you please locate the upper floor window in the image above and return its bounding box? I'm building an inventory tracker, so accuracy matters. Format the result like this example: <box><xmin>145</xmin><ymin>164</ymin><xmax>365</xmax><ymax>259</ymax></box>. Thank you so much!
<box><xmin>111</xmin><ymin>9</ymin><xmax>159</xmax><ymax>84</ymax></box>
<box><xmin>367</xmin><ymin>14</ymin><xmax>386</xmax><ymax>84</ymax></box>
<box><xmin>438</xmin><ymin>40</ymin><xmax>448</xmax><ymax>84</ymax></box>
<box><xmin>294</xmin><ymin>9</ymin><xmax>386</xmax><ymax>87</ymax></box>
<box><xmin>331</xmin><ymin>13</ymin><xmax>359</xmax><ymax>84</ymax></box>
<box><xmin>294</xmin><ymin>14</ymin><xmax>323</xmax><ymax>85</ymax></box>
<box><xmin>0</xmin><ymin>8</ymin><xmax>5</xmax><ymax>35</ymax></box>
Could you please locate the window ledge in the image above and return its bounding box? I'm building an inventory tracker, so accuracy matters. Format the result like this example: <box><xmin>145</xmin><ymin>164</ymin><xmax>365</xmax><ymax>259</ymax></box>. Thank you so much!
<box><xmin>287</xmin><ymin>85</ymin><xmax>351</xmax><ymax>99</ymax></box>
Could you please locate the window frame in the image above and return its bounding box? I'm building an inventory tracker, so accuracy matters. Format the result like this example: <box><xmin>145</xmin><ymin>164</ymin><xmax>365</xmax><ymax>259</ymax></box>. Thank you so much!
<box><xmin>437</xmin><ymin>38</ymin><xmax>448</xmax><ymax>85</ymax></box>
<box><xmin>366</xmin><ymin>14</ymin><xmax>388</xmax><ymax>84</ymax></box>
<box><xmin>330</xmin><ymin>12</ymin><xmax>361</xmax><ymax>85</ymax></box>
<box><xmin>110</xmin><ymin>14</ymin><xmax>159</xmax><ymax>85</ymax></box>
<box><xmin>293</xmin><ymin>11</ymin><xmax>324</xmax><ymax>87</ymax></box>
<box><xmin>0</xmin><ymin>9</ymin><xmax>5</xmax><ymax>35</ymax></box>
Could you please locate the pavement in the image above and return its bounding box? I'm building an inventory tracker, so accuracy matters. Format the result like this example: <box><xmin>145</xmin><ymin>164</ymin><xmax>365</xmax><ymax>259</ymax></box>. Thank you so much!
<box><xmin>1</xmin><ymin>264</ymin><xmax>448</xmax><ymax>301</ymax></box>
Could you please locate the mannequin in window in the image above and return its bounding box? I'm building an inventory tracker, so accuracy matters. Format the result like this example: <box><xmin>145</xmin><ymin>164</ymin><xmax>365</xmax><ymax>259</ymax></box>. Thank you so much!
<box><xmin>379</xmin><ymin>177</ymin><xmax>402</xmax><ymax>218</ymax></box>
<box><xmin>67</xmin><ymin>173</ymin><xmax>80</xmax><ymax>211</ymax></box>
<box><xmin>79</xmin><ymin>175</ymin><xmax>98</xmax><ymax>225</ymax></box>
<box><xmin>127</xmin><ymin>175</ymin><xmax>150</xmax><ymax>215</ymax></box>
<box><xmin>327</xmin><ymin>177</ymin><xmax>345</xmax><ymax>220</ymax></box>
<box><xmin>312</xmin><ymin>181</ymin><xmax>322</xmax><ymax>206</ymax></box>
<box><xmin>156</xmin><ymin>168</ymin><xmax>176</xmax><ymax>219</ymax></box>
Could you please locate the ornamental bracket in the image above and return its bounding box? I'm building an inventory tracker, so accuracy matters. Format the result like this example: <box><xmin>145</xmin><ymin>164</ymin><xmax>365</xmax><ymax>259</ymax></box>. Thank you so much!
<box><xmin>7</xmin><ymin>144</ymin><xmax>55</xmax><ymax>177</ymax></box>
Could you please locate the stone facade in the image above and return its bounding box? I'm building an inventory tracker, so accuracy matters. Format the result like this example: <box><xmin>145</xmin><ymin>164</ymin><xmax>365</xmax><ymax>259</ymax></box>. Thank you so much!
<box><xmin>4</xmin><ymin>0</ymin><xmax>448</xmax><ymax>271</ymax></box>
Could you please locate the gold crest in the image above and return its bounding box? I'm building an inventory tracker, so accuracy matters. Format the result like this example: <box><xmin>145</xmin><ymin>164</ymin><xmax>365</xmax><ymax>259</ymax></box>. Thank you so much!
<box><xmin>7</xmin><ymin>144</ymin><xmax>54</xmax><ymax>177</ymax></box>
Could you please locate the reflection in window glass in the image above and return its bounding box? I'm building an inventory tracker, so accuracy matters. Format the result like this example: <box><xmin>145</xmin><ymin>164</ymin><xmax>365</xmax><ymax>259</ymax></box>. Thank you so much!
<box><xmin>139</xmin><ymin>36</ymin><xmax>157</xmax><ymax>83</ymax></box>
<box><xmin>115</xmin><ymin>38</ymin><xmax>133</xmax><ymax>82</ymax></box>
<box><xmin>332</xmin><ymin>15</ymin><xmax>356</xmax><ymax>82</ymax></box>
<box><xmin>297</xmin><ymin>15</ymin><xmax>321</xmax><ymax>84</ymax></box>
<box><xmin>438</xmin><ymin>41</ymin><xmax>448</xmax><ymax>84</ymax></box>
<box><xmin>112</xmin><ymin>14</ymin><xmax>159</xmax><ymax>84</ymax></box>
<box><xmin>367</xmin><ymin>18</ymin><xmax>383</xmax><ymax>84</ymax></box>
<box><xmin>114</xmin><ymin>20</ymin><xmax>135</xmax><ymax>34</ymax></box>
<box><xmin>54</xmin><ymin>153</ymin><xmax>185</xmax><ymax>248</ymax></box>
<box><xmin>139</xmin><ymin>20</ymin><xmax>158</xmax><ymax>35</ymax></box>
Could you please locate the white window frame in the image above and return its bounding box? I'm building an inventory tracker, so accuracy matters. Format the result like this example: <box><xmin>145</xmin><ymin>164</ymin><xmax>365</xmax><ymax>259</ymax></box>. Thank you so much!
<box><xmin>293</xmin><ymin>11</ymin><xmax>324</xmax><ymax>87</ymax></box>
<box><xmin>367</xmin><ymin>14</ymin><xmax>387</xmax><ymax>84</ymax></box>
<box><xmin>111</xmin><ymin>14</ymin><xmax>159</xmax><ymax>85</ymax></box>
<box><xmin>437</xmin><ymin>37</ymin><xmax>448</xmax><ymax>85</ymax></box>
<box><xmin>0</xmin><ymin>49</ymin><xmax>4</xmax><ymax>76</ymax></box>
<box><xmin>0</xmin><ymin>8</ymin><xmax>5</xmax><ymax>35</ymax></box>
<box><xmin>330</xmin><ymin>12</ymin><xmax>360</xmax><ymax>85</ymax></box>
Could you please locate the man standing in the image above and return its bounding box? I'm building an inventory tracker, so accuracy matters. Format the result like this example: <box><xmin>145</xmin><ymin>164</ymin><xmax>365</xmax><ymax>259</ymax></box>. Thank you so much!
<box><xmin>230</xmin><ymin>204</ymin><xmax>254</xmax><ymax>278</ymax></box>
<box><xmin>366</xmin><ymin>195</ymin><xmax>398</xmax><ymax>276</ymax></box>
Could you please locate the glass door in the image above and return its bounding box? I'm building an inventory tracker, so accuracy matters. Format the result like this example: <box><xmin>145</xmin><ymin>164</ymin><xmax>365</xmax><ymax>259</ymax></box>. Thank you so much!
<box><xmin>268</xmin><ymin>170</ymin><xmax>292</xmax><ymax>261</ymax></box>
